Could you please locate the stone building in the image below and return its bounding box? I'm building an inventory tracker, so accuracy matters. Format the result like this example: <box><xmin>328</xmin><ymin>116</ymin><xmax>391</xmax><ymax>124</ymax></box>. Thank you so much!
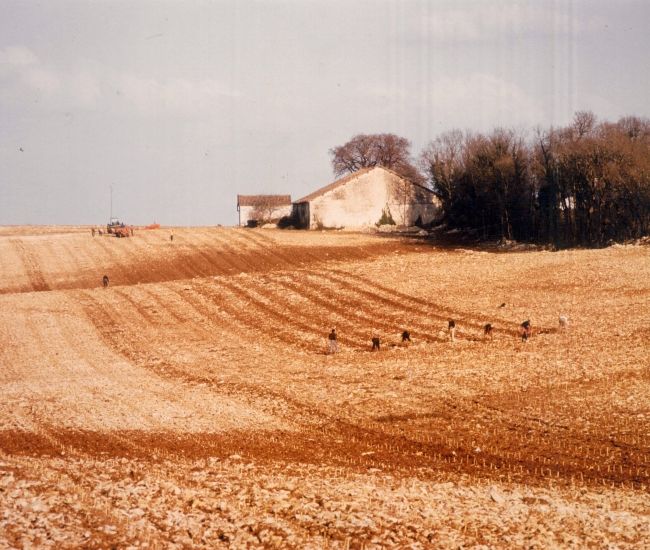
<box><xmin>292</xmin><ymin>166</ymin><xmax>440</xmax><ymax>229</ymax></box>
<box><xmin>236</xmin><ymin>195</ymin><xmax>292</xmax><ymax>226</ymax></box>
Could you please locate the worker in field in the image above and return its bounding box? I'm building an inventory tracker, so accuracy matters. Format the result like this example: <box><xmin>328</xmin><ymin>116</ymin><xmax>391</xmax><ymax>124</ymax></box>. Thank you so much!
<box><xmin>91</xmin><ymin>227</ymin><xmax>95</xmax><ymax>237</ymax></box>
<box><xmin>401</xmin><ymin>330</ymin><xmax>411</xmax><ymax>343</ymax></box>
<box><xmin>371</xmin><ymin>336</ymin><xmax>381</xmax><ymax>351</ymax></box>
<box><xmin>448</xmin><ymin>319</ymin><xmax>456</xmax><ymax>342</ymax></box>
<box><xmin>102</xmin><ymin>275</ymin><xmax>109</xmax><ymax>288</ymax></box>
<box><xmin>484</xmin><ymin>323</ymin><xmax>494</xmax><ymax>339</ymax></box>
<box><xmin>519</xmin><ymin>320</ymin><xmax>532</xmax><ymax>341</ymax></box>
<box><xmin>328</xmin><ymin>328</ymin><xmax>338</xmax><ymax>354</ymax></box>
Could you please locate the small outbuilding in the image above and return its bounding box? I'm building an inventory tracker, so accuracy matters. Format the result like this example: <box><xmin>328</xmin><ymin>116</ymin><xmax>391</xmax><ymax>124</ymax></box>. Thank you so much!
<box><xmin>237</xmin><ymin>195</ymin><xmax>292</xmax><ymax>227</ymax></box>
<box><xmin>292</xmin><ymin>166</ymin><xmax>440</xmax><ymax>229</ymax></box>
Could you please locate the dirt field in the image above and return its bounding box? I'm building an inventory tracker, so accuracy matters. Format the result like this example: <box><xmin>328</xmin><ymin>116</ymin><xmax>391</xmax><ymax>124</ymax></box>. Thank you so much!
<box><xmin>0</xmin><ymin>226</ymin><xmax>648</xmax><ymax>548</ymax></box>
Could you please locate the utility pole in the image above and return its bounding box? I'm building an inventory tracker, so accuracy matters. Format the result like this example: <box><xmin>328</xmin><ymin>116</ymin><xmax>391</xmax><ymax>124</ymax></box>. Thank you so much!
<box><xmin>110</xmin><ymin>184</ymin><xmax>113</xmax><ymax>221</ymax></box>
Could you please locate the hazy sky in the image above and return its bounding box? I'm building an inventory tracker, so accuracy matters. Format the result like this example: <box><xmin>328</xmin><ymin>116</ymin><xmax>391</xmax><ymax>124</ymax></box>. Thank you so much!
<box><xmin>1</xmin><ymin>0</ymin><xmax>648</xmax><ymax>226</ymax></box>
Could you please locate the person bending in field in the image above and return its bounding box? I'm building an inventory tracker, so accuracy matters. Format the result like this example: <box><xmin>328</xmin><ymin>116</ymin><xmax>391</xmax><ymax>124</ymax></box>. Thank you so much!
<box><xmin>328</xmin><ymin>328</ymin><xmax>338</xmax><ymax>354</ymax></box>
<box><xmin>371</xmin><ymin>337</ymin><xmax>381</xmax><ymax>351</ymax></box>
<box><xmin>91</xmin><ymin>227</ymin><xmax>96</xmax><ymax>237</ymax></box>
<box><xmin>448</xmin><ymin>319</ymin><xmax>456</xmax><ymax>342</ymax></box>
<box><xmin>519</xmin><ymin>320</ymin><xmax>532</xmax><ymax>341</ymax></box>
<box><xmin>102</xmin><ymin>275</ymin><xmax>109</xmax><ymax>288</ymax></box>
<box><xmin>484</xmin><ymin>323</ymin><xmax>493</xmax><ymax>339</ymax></box>
<box><xmin>401</xmin><ymin>330</ymin><xmax>411</xmax><ymax>343</ymax></box>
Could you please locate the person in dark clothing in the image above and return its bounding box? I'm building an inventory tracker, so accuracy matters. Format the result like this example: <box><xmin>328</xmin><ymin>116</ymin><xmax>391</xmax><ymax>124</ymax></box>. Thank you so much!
<box><xmin>484</xmin><ymin>323</ymin><xmax>493</xmax><ymax>339</ymax></box>
<box><xmin>519</xmin><ymin>320</ymin><xmax>532</xmax><ymax>341</ymax></box>
<box><xmin>102</xmin><ymin>275</ymin><xmax>109</xmax><ymax>288</ymax></box>
<box><xmin>448</xmin><ymin>319</ymin><xmax>456</xmax><ymax>342</ymax></box>
<box><xmin>327</xmin><ymin>328</ymin><xmax>338</xmax><ymax>354</ymax></box>
<box><xmin>371</xmin><ymin>337</ymin><xmax>380</xmax><ymax>351</ymax></box>
<box><xmin>401</xmin><ymin>330</ymin><xmax>411</xmax><ymax>343</ymax></box>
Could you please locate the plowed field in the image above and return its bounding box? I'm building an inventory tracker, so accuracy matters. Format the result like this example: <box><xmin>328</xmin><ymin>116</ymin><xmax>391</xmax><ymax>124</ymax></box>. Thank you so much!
<box><xmin>1</xmin><ymin>226</ymin><xmax>648</xmax><ymax>548</ymax></box>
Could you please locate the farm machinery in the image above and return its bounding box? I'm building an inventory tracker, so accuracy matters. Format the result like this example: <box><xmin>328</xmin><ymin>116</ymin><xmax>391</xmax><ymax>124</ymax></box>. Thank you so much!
<box><xmin>107</xmin><ymin>218</ymin><xmax>133</xmax><ymax>238</ymax></box>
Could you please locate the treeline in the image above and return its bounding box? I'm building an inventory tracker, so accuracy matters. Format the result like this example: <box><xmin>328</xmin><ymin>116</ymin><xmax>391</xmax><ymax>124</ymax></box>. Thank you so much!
<box><xmin>332</xmin><ymin>112</ymin><xmax>650</xmax><ymax>247</ymax></box>
<box><xmin>419</xmin><ymin>112</ymin><xmax>650</xmax><ymax>247</ymax></box>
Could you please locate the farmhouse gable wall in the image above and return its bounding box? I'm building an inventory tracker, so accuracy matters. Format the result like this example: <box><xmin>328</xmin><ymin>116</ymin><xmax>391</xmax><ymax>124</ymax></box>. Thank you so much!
<box><xmin>294</xmin><ymin>166</ymin><xmax>440</xmax><ymax>229</ymax></box>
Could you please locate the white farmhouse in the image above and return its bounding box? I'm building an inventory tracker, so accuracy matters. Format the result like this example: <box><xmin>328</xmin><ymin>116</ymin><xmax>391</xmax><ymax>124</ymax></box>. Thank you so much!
<box><xmin>237</xmin><ymin>195</ymin><xmax>292</xmax><ymax>226</ymax></box>
<box><xmin>292</xmin><ymin>166</ymin><xmax>440</xmax><ymax>229</ymax></box>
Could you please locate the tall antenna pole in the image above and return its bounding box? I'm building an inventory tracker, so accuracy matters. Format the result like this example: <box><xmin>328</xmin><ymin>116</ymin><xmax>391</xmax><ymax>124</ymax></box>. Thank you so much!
<box><xmin>110</xmin><ymin>184</ymin><xmax>113</xmax><ymax>221</ymax></box>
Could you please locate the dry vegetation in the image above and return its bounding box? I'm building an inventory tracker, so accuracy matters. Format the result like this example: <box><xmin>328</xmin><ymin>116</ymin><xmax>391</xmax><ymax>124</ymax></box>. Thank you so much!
<box><xmin>0</xmin><ymin>226</ymin><xmax>648</xmax><ymax>548</ymax></box>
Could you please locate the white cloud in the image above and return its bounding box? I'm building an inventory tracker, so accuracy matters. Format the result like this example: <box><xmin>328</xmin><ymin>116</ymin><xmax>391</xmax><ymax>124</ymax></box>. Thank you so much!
<box><xmin>425</xmin><ymin>3</ymin><xmax>604</xmax><ymax>42</ymax></box>
<box><xmin>361</xmin><ymin>73</ymin><xmax>544</xmax><ymax>132</ymax></box>
<box><xmin>0</xmin><ymin>45</ymin><xmax>237</xmax><ymax>116</ymax></box>
<box><xmin>0</xmin><ymin>46</ymin><xmax>38</xmax><ymax>67</ymax></box>
<box><xmin>429</xmin><ymin>73</ymin><xmax>544</xmax><ymax>131</ymax></box>
<box><xmin>114</xmin><ymin>73</ymin><xmax>237</xmax><ymax>116</ymax></box>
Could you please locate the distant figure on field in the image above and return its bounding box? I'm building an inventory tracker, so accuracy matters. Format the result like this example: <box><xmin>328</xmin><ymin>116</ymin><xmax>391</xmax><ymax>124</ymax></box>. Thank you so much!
<box><xmin>484</xmin><ymin>323</ymin><xmax>493</xmax><ymax>339</ymax></box>
<box><xmin>328</xmin><ymin>328</ymin><xmax>338</xmax><ymax>354</ymax></box>
<box><xmin>170</xmin><ymin>231</ymin><xmax>174</xmax><ymax>242</ymax></box>
<box><xmin>102</xmin><ymin>275</ymin><xmax>109</xmax><ymax>288</ymax></box>
<box><xmin>130</xmin><ymin>227</ymin><xmax>134</xmax><ymax>236</ymax></box>
<box><xmin>98</xmin><ymin>228</ymin><xmax>103</xmax><ymax>236</ymax></box>
<box><xmin>499</xmin><ymin>302</ymin><xmax>506</xmax><ymax>308</ymax></box>
<box><xmin>519</xmin><ymin>320</ymin><xmax>532</xmax><ymax>341</ymax></box>
<box><xmin>91</xmin><ymin>227</ymin><xmax>95</xmax><ymax>237</ymax></box>
<box><xmin>448</xmin><ymin>319</ymin><xmax>456</xmax><ymax>342</ymax></box>
<box><xmin>401</xmin><ymin>330</ymin><xmax>411</xmax><ymax>343</ymax></box>
<box><xmin>559</xmin><ymin>315</ymin><xmax>569</xmax><ymax>330</ymax></box>
<box><xmin>371</xmin><ymin>337</ymin><xmax>381</xmax><ymax>351</ymax></box>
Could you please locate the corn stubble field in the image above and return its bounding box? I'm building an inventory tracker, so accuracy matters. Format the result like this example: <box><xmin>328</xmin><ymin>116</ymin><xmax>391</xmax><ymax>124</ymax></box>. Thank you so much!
<box><xmin>0</xmin><ymin>225</ymin><xmax>648</xmax><ymax>549</ymax></box>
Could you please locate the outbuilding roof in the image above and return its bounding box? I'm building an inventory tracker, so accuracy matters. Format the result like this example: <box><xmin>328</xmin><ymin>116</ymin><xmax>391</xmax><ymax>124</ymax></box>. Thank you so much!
<box><xmin>237</xmin><ymin>195</ymin><xmax>292</xmax><ymax>207</ymax></box>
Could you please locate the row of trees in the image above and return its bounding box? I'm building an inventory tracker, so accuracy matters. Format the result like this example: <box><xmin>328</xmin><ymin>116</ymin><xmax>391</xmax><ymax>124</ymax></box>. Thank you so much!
<box><xmin>331</xmin><ymin>112</ymin><xmax>650</xmax><ymax>247</ymax></box>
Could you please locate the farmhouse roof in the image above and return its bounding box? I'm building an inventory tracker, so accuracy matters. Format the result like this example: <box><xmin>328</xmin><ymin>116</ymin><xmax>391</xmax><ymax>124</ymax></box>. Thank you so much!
<box><xmin>295</xmin><ymin>166</ymin><xmax>435</xmax><ymax>204</ymax></box>
<box><xmin>237</xmin><ymin>194</ymin><xmax>292</xmax><ymax>207</ymax></box>
<box><xmin>295</xmin><ymin>167</ymin><xmax>377</xmax><ymax>203</ymax></box>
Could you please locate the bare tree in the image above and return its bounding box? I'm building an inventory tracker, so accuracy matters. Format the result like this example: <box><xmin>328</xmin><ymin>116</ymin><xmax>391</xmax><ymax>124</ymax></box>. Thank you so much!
<box><xmin>573</xmin><ymin>110</ymin><xmax>597</xmax><ymax>139</ymax></box>
<box><xmin>420</xmin><ymin>129</ymin><xmax>465</xmax><ymax>212</ymax></box>
<box><xmin>250</xmin><ymin>198</ymin><xmax>287</xmax><ymax>224</ymax></box>
<box><xmin>617</xmin><ymin>115</ymin><xmax>650</xmax><ymax>141</ymax></box>
<box><xmin>330</xmin><ymin>133</ymin><xmax>425</xmax><ymax>185</ymax></box>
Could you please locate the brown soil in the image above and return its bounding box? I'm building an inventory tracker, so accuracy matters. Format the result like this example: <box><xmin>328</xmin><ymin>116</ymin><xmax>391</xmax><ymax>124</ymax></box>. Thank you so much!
<box><xmin>1</xmin><ymin>226</ymin><xmax>648</xmax><ymax>548</ymax></box>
